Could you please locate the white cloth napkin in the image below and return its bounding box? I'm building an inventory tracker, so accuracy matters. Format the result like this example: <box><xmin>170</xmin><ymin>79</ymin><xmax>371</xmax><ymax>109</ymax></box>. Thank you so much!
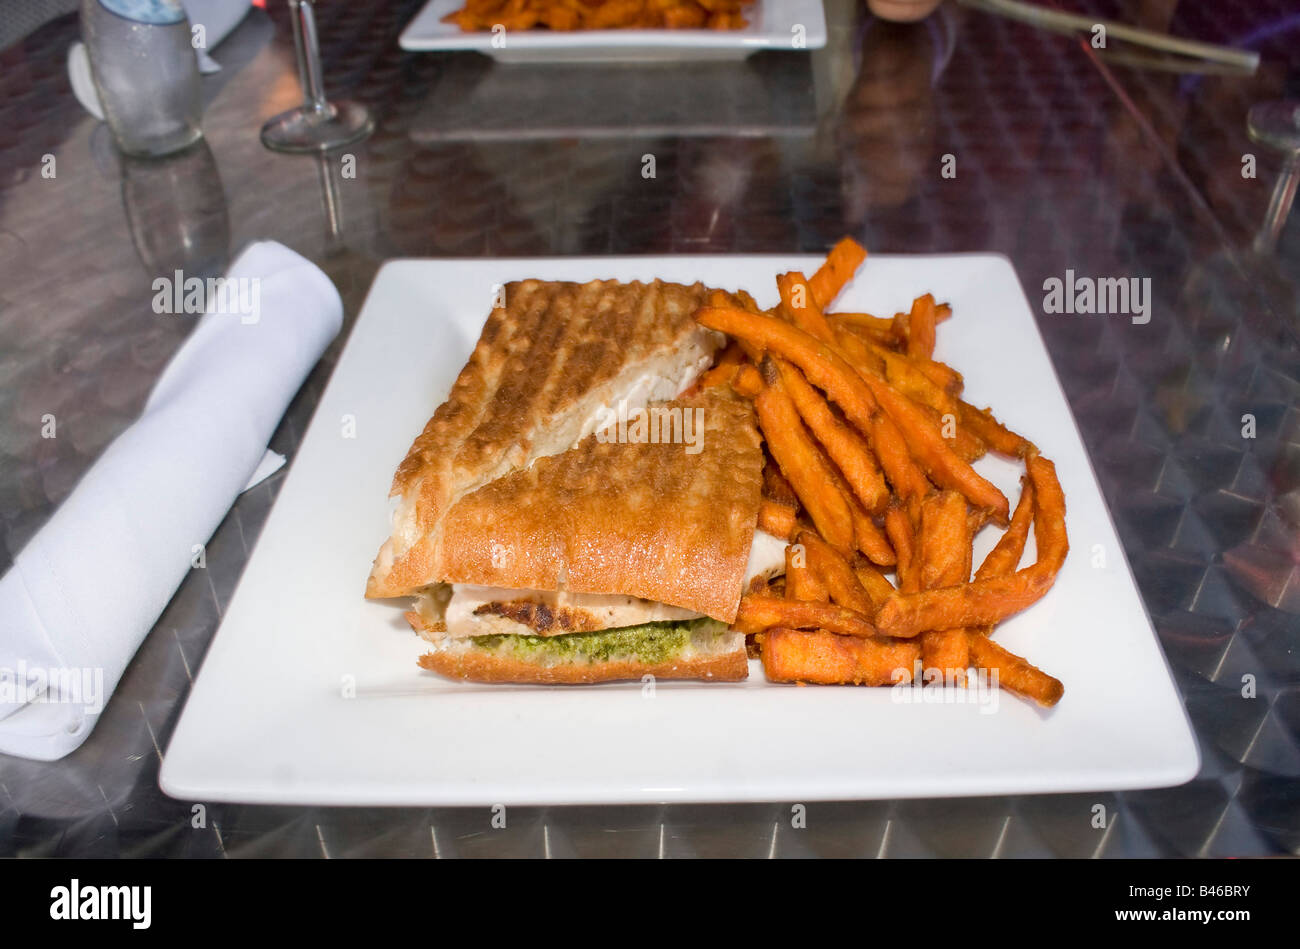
<box><xmin>0</xmin><ymin>241</ymin><xmax>342</xmax><ymax>761</ymax></box>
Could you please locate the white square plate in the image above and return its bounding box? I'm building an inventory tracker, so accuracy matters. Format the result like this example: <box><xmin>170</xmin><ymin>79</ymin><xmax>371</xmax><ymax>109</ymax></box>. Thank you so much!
<box><xmin>398</xmin><ymin>0</ymin><xmax>826</xmax><ymax>62</ymax></box>
<box><xmin>160</xmin><ymin>254</ymin><xmax>1200</xmax><ymax>806</ymax></box>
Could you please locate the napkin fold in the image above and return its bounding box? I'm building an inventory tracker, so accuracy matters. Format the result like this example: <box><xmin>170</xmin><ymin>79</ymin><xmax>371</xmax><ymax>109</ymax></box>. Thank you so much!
<box><xmin>0</xmin><ymin>241</ymin><xmax>342</xmax><ymax>761</ymax></box>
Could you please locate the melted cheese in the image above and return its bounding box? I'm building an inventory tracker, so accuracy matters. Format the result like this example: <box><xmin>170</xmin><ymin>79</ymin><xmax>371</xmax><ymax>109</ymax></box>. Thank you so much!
<box><xmin>576</xmin><ymin>351</ymin><xmax>716</xmax><ymax>441</ymax></box>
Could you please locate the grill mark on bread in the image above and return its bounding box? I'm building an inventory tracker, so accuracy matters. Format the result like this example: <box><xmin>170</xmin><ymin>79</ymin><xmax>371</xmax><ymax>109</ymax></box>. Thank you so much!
<box><xmin>368</xmin><ymin>279</ymin><xmax>735</xmax><ymax>599</ymax></box>
<box><xmin>541</xmin><ymin>281</ymin><xmax>604</xmax><ymax>421</ymax></box>
<box><xmin>460</xmin><ymin>281</ymin><xmax>553</xmax><ymax>473</ymax></box>
<box><xmin>399</xmin><ymin>279</ymin><xmax>714</xmax><ymax>508</ymax></box>
<box><xmin>393</xmin><ymin>292</ymin><xmax>520</xmax><ymax>509</ymax></box>
<box><xmin>548</xmin><ymin>281</ymin><xmax>611</xmax><ymax>414</ymax></box>
<box><xmin>470</xmin><ymin>599</ymin><xmax>611</xmax><ymax>634</ymax></box>
<box><xmin>431</xmin><ymin>391</ymin><xmax>764</xmax><ymax>620</ymax></box>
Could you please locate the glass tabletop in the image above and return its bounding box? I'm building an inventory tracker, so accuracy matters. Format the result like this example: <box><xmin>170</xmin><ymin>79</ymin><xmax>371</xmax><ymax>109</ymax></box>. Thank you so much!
<box><xmin>0</xmin><ymin>0</ymin><xmax>1296</xmax><ymax>856</ymax></box>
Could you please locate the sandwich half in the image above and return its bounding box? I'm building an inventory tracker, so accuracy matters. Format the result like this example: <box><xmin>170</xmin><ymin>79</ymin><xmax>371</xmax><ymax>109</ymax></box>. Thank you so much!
<box><xmin>368</xmin><ymin>278</ymin><xmax>776</xmax><ymax>683</ymax></box>
<box><xmin>404</xmin><ymin>391</ymin><xmax>773</xmax><ymax>683</ymax></box>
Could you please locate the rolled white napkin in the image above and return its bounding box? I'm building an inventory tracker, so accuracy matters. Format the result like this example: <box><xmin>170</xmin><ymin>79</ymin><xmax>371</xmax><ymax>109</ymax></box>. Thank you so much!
<box><xmin>0</xmin><ymin>241</ymin><xmax>342</xmax><ymax>761</ymax></box>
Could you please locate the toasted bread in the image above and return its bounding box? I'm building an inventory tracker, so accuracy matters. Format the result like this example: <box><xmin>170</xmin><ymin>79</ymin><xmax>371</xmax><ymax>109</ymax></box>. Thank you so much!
<box><xmin>367</xmin><ymin>278</ymin><xmax>727</xmax><ymax>598</ymax></box>
<box><xmin>422</xmin><ymin>391</ymin><xmax>763</xmax><ymax>622</ymax></box>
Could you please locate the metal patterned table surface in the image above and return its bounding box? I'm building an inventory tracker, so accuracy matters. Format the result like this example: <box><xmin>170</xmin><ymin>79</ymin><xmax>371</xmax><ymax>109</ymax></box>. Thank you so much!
<box><xmin>0</xmin><ymin>0</ymin><xmax>1297</xmax><ymax>858</ymax></box>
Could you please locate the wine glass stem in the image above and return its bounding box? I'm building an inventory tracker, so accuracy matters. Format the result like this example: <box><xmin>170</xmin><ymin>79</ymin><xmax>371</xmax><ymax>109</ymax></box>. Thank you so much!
<box><xmin>290</xmin><ymin>0</ymin><xmax>330</xmax><ymax>115</ymax></box>
<box><xmin>1255</xmin><ymin>153</ymin><xmax>1300</xmax><ymax>254</ymax></box>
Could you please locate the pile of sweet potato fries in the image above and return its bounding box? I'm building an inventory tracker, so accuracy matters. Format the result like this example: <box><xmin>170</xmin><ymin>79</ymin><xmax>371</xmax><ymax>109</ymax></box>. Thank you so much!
<box><xmin>688</xmin><ymin>238</ymin><xmax>1068</xmax><ymax>707</ymax></box>
<box><xmin>441</xmin><ymin>0</ymin><xmax>755</xmax><ymax>32</ymax></box>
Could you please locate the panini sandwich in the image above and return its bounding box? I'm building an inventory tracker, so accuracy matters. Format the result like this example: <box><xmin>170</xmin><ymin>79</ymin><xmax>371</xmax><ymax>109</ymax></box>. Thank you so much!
<box><xmin>367</xmin><ymin>278</ymin><xmax>781</xmax><ymax>683</ymax></box>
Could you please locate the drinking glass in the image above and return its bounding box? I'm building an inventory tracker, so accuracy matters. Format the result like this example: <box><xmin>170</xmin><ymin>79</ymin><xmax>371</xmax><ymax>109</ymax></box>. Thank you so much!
<box><xmin>260</xmin><ymin>0</ymin><xmax>373</xmax><ymax>153</ymax></box>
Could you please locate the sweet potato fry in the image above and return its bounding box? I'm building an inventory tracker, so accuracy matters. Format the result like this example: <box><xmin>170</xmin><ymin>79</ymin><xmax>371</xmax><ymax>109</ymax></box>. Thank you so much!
<box><xmin>958</xmin><ymin>400</ymin><xmax>1036</xmax><ymax>458</ymax></box>
<box><xmin>906</xmin><ymin>293</ymin><xmax>938</xmax><ymax>360</ymax></box>
<box><xmin>918</xmin><ymin>491</ymin><xmax>972</xmax><ymax>592</ymax></box>
<box><xmin>874</xmin><ymin>454</ymin><xmax>1068</xmax><ymax>636</ymax></box>
<box><xmin>832</xmin><ymin>325</ymin><xmax>887</xmax><ymax>377</ymax></box>
<box><xmin>807</xmin><ymin>237</ymin><xmax>868</xmax><ymax>310</ymax></box>
<box><xmin>697</xmin><ymin>341</ymin><xmax>745</xmax><ymax>390</ymax></box>
<box><xmin>830</xmin><ymin>312</ymin><xmax>896</xmax><ymax>345</ymax></box>
<box><xmin>869</xmin><ymin>412</ymin><xmax>929</xmax><ymax>501</ymax></box>
<box><xmin>917</xmin><ymin>400</ymin><xmax>986</xmax><ymax>464</ymax></box>
<box><xmin>875</xmin><ymin>556</ymin><xmax>1057</xmax><ymax>637</ymax></box>
<box><xmin>696</xmin><ymin>306</ymin><xmax>883</xmax><ymax>428</ymax></box>
<box><xmin>772</xmin><ymin>358</ymin><xmax>890</xmax><ymax>514</ymax></box>
<box><xmin>922</xmin><ymin>629</ymin><xmax>970</xmax><ymax>686</ymax></box>
<box><xmin>762</xmin><ymin>455</ymin><xmax>799</xmax><ymax>507</ymax></box>
<box><xmin>857</xmin><ymin>370</ymin><xmax>1009</xmax><ymax>523</ymax></box>
<box><xmin>960</xmin><ymin>475</ymin><xmax>1052</xmax><ymax>699</ymax></box>
<box><xmin>892</xmin><ymin>309</ymin><xmax>909</xmax><ymax>346</ymax></box>
<box><xmin>707</xmin><ymin>289</ymin><xmax>764</xmax><ymax>361</ymax></box>
<box><xmin>917</xmin><ymin>490</ymin><xmax>973</xmax><ymax>681</ymax></box>
<box><xmin>883</xmin><ymin>502</ymin><xmax>919</xmax><ymax>593</ymax></box>
<box><xmin>959</xmin><ymin>475</ymin><xmax>1039</xmax><ymax>684</ymax></box>
<box><xmin>866</xmin><ymin>341</ymin><xmax>961</xmax><ymax>417</ymax></box>
<box><xmin>819</xmin><ymin>456</ymin><xmax>892</xmax><ymax>566</ymax></box>
<box><xmin>974</xmin><ymin>477</ymin><xmax>1035</xmax><ymax>583</ymax></box>
<box><xmin>914</xmin><ymin>358</ymin><xmax>963</xmax><ymax>397</ymax></box>
<box><xmin>761</xmin><ymin>628</ymin><xmax>920</xmax><ymax>686</ymax></box>
<box><xmin>785</xmin><ymin>542</ymin><xmax>829</xmax><ymax>601</ymax></box>
<box><xmin>848</xmin><ymin>498</ymin><xmax>896</xmax><ymax>567</ymax></box>
<box><xmin>713</xmin><ymin>317</ymin><xmax>913</xmax><ymax>502</ymax></box>
<box><xmin>967</xmin><ymin>634</ymin><xmax>1064</xmax><ymax>707</ymax></box>
<box><xmin>753</xmin><ymin>379</ymin><xmax>856</xmax><ymax>554</ymax></box>
<box><xmin>890</xmin><ymin>301</ymin><xmax>951</xmax><ymax>352</ymax></box>
<box><xmin>853</xmin><ymin>559</ymin><xmax>898</xmax><ymax>606</ymax></box>
<box><xmin>732</xmin><ymin>595</ymin><xmax>884</xmax><ymax>638</ymax></box>
<box><xmin>758</xmin><ymin>499</ymin><xmax>798</xmax><ymax>540</ymax></box>
<box><xmin>796</xmin><ymin>529</ymin><xmax>877</xmax><ymax>613</ymax></box>
<box><xmin>699</xmin><ymin>307</ymin><xmax>981</xmax><ymax>510</ymax></box>
<box><xmin>778</xmin><ymin>271</ymin><xmax>836</xmax><ymax>343</ymax></box>
<box><xmin>1024</xmin><ymin>453</ymin><xmax>1068</xmax><ymax>564</ymax></box>
<box><xmin>731</xmin><ymin>363</ymin><xmax>763</xmax><ymax>397</ymax></box>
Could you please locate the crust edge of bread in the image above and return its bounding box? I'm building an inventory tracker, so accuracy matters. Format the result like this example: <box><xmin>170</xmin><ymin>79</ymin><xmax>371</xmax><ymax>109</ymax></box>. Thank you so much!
<box><xmin>415</xmin><ymin>646</ymin><xmax>750</xmax><ymax>684</ymax></box>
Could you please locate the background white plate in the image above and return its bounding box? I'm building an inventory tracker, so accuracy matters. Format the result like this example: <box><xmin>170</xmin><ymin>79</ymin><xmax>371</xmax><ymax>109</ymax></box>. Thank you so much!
<box><xmin>160</xmin><ymin>254</ymin><xmax>1200</xmax><ymax>806</ymax></box>
<box><xmin>398</xmin><ymin>0</ymin><xmax>826</xmax><ymax>62</ymax></box>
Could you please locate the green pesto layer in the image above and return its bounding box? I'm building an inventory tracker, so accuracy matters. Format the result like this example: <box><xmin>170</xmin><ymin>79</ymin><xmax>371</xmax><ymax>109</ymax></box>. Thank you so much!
<box><xmin>470</xmin><ymin>618</ymin><xmax>729</xmax><ymax>666</ymax></box>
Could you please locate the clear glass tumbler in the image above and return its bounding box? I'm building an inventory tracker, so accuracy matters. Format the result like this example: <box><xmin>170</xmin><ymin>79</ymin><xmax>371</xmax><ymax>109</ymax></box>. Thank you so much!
<box><xmin>81</xmin><ymin>0</ymin><xmax>204</xmax><ymax>157</ymax></box>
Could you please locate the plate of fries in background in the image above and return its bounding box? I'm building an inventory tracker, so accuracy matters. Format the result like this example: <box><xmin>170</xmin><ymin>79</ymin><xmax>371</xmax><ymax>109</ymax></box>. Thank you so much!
<box><xmin>160</xmin><ymin>244</ymin><xmax>1199</xmax><ymax>805</ymax></box>
<box><xmin>399</xmin><ymin>0</ymin><xmax>826</xmax><ymax>62</ymax></box>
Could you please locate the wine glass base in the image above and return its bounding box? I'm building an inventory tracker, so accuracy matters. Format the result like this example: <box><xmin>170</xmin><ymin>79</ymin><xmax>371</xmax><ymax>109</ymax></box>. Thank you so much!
<box><xmin>260</xmin><ymin>100</ymin><xmax>374</xmax><ymax>153</ymax></box>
